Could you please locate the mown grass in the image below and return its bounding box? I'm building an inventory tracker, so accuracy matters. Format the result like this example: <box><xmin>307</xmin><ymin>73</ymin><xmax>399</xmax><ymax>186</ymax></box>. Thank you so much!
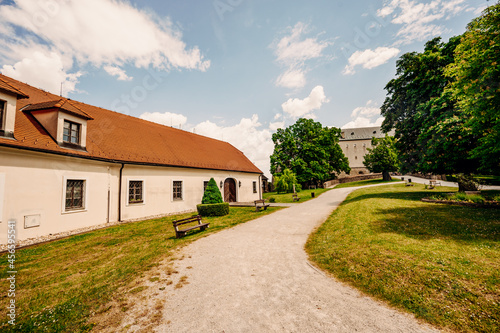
<box><xmin>306</xmin><ymin>184</ymin><xmax>500</xmax><ymax>333</ymax></box>
<box><xmin>263</xmin><ymin>188</ymin><xmax>330</xmax><ymax>203</ymax></box>
<box><xmin>0</xmin><ymin>207</ymin><xmax>282</xmax><ymax>332</ymax></box>
<box><xmin>334</xmin><ymin>177</ymin><xmax>401</xmax><ymax>189</ymax></box>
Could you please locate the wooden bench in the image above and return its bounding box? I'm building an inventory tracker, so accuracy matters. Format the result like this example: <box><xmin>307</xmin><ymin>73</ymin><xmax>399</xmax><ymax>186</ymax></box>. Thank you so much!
<box><xmin>428</xmin><ymin>180</ymin><xmax>442</xmax><ymax>189</ymax></box>
<box><xmin>172</xmin><ymin>215</ymin><xmax>209</xmax><ymax>238</ymax></box>
<box><xmin>292</xmin><ymin>194</ymin><xmax>301</xmax><ymax>202</ymax></box>
<box><xmin>405</xmin><ymin>179</ymin><xmax>414</xmax><ymax>186</ymax></box>
<box><xmin>254</xmin><ymin>199</ymin><xmax>270</xmax><ymax>212</ymax></box>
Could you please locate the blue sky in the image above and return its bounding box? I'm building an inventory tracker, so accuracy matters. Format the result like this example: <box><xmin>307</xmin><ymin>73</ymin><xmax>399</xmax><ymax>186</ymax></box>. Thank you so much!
<box><xmin>0</xmin><ymin>0</ymin><xmax>489</xmax><ymax>176</ymax></box>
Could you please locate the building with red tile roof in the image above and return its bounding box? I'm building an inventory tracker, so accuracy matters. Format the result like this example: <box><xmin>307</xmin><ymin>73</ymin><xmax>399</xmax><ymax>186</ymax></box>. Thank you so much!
<box><xmin>0</xmin><ymin>74</ymin><xmax>263</xmax><ymax>243</ymax></box>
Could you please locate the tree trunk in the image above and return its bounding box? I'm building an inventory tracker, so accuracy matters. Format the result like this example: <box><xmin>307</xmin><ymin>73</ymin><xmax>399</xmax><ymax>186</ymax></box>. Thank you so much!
<box><xmin>382</xmin><ymin>171</ymin><xmax>391</xmax><ymax>181</ymax></box>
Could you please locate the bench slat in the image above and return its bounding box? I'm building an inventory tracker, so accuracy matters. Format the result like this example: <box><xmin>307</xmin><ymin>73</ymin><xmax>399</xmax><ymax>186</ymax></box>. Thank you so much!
<box><xmin>172</xmin><ymin>215</ymin><xmax>209</xmax><ymax>238</ymax></box>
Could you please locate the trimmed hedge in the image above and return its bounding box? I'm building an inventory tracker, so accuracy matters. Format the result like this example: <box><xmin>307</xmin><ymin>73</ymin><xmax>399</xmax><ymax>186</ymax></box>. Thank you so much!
<box><xmin>196</xmin><ymin>202</ymin><xmax>230</xmax><ymax>217</ymax></box>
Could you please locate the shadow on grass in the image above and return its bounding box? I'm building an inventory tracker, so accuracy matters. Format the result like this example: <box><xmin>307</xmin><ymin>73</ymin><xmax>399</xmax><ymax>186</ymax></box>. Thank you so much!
<box><xmin>342</xmin><ymin>188</ymin><xmax>433</xmax><ymax>205</ymax></box>
<box><xmin>372</xmin><ymin>204</ymin><xmax>500</xmax><ymax>242</ymax></box>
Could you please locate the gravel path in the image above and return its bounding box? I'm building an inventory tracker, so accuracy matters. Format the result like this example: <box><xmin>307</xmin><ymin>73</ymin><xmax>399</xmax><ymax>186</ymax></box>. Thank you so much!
<box><xmin>156</xmin><ymin>185</ymin><xmax>439</xmax><ymax>333</ymax></box>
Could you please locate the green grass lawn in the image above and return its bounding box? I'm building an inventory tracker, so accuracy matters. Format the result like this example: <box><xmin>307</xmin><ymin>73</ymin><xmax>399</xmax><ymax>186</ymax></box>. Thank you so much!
<box><xmin>0</xmin><ymin>207</ymin><xmax>282</xmax><ymax>332</ymax></box>
<box><xmin>306</xmin><ymin>183</ymin><xmax>500</xmax><ymax>333</ymax></box>
<box><xmin>263</xmin><ymin>188</ymin><xmax>330</xmax><ymax>203</ymax></box>
<box><xmin>334</xmin><ymin>177</ymin><xmax>401</xmax><ymax>189</ymax></box>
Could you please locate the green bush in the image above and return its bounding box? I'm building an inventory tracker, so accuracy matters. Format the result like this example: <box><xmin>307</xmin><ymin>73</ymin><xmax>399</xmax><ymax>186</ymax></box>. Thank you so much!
<box><xmin>467</xmin><ymin>195</ymin><xmax>486</xmax><ymax>204</ymax></box>
<box><xmin>196</xmin><ymin>202</ymin><xmax>229</xmax><ymax>217</ymax></box>
<box><xmin>269</xmin><ymin>197</ymin><xmax>276</xmax><ymax>203</ymax></box>
<box><xmin>202</xmin><ymin>178</ymin><xmax>223</xmax><ymax>204</ymax></box>
<box><xmin>493</xmin><ymin>195</ymin><xmax>500</xmax><ymax>202</ymax></box>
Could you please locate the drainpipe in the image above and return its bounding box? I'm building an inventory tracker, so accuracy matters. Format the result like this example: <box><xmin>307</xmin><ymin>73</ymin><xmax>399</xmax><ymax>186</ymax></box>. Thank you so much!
<box><xmin>259</xmin><ymin>174</ymin><xmax>262</xmax><ymax>200</ymax></box>
<box><xmin>118</xmin><ymin>163</ymin><xmax>124</xmax><ymax>222</ymax></box>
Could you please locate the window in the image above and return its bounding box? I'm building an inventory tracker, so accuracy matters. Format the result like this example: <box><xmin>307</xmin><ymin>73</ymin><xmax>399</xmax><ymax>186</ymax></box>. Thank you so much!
<box><xmin>173</xmin><ymin>181</ymin><xmax>183</xmax><ymax>200</ymax></box>
<box><xmin>66</xmin><ymin>179</ymin><xmax>85</xmax><ymax>210</ymax></box>
<box><xmin>253</xmin><ymin>181</ymin><xmax>257</xmax><ymax>193</ymax></box>
<box><xmin>0</xmin><ymin>100</ymin><xmax>5</xmax><ymax>130</ymax></box>
<box><xmin>129</xmin><ymin>181</ymin><xmax>143</xmax><ymax>204</ymax></box>
<box><xmin>203</xmin><ymin>181</ymin><xmax>209</xmax><ymax>193</ymax></box>
<box><xmin>63</xmin><ymin>120</ymin><xmax>80</xmax><ymax>145</ymax></box>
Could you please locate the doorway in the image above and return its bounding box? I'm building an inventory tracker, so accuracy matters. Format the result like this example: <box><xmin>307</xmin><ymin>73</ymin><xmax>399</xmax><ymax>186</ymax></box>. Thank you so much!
<box><xmin>224</xmin><ymin>178</ymin><xmax>236</xmax><ymax>202</ymax></box>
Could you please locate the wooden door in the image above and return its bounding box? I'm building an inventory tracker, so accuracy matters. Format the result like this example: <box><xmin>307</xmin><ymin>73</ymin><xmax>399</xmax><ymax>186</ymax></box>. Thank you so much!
<box><xmin>224</xmin><ymin>178</ymin><xmax>236</xmax><ymax>202</ymax></box>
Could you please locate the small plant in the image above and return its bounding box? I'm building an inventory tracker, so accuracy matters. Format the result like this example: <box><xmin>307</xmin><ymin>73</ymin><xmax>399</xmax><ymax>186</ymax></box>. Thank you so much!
<box><xmin>201</xmin><ymin>178</ymin><xmax>223</xmax><ymax>204</ymax></box>
<box><xmin>197</xmin><ymin>202</ymin><xmax>229</xmax><ymax>217</ymax></box>
<box><xmin>269</xmin><ymin>197</ymin><xmax>276</xmax><ymax>203</ymax></box>
<box><xmin>467</xmin><ymin>194</ymin><xmax>486</xmax><ymax>204</ymax></box>
<box><xmin>198</xmin><ymin>178</ymin><xmax>228</xmax><ymax>216</ymax></box>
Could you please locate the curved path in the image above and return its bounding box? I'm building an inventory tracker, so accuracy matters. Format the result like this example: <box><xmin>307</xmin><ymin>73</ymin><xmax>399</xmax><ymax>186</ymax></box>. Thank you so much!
<box><xmin>157</xmin><ymin>185</ymin><xmax>438</xmax><ymax>332</ymax></box>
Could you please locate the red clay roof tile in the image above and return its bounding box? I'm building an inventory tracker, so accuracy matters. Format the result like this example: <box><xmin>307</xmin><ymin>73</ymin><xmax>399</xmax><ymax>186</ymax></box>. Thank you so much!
<box><xmin>0</xmin><ymin>74</ymin><xmax>262</xmax><ymax>174</ymax></box>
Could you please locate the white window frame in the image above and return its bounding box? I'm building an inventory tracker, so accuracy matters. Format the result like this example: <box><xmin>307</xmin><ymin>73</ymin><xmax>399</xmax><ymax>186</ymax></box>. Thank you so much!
<box><xmin>172</xmin><ymin>180</ymin><xmax>184</xmax><ymax>201</ymax></box>
<box><xmin>126</xmin><ymin>179</ymin><xmax>146</xmax><ymax>206</ymax></box>
<box><xmin>62</xmin><ymin>176</ymin><xmax>88</xmax><ymax>214</ymax></box>
<box><xmin>0</xmin><ymin>99</ymin><xmax>5</xmax><ymax>131</ymax></box>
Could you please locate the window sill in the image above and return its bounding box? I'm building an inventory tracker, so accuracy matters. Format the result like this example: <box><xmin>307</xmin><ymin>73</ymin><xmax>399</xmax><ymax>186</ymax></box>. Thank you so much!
<box><xmin>59</xmin><ymin>142</ymin><xmax>87</xmax><ymax>151</ymax></box>
<box><xmin>127</xmin><ymin>201</ymin><xmax>145</xmax><ymax>206</ymax></box>
<box><xmin>62</xmin><ymin>208</ymin><xmax>87</xmax><ymax>215</ymax></box>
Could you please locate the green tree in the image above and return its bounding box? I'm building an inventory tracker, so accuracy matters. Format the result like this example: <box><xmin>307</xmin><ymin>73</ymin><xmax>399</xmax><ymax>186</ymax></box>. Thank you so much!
<box><xmin>201</xmin><ymin>178</ymin><xmax>223</xmax><ymax>204</ymax></box>
<box><xmin>273</xmin><ymin>169</ymin><xmax>299</xmax><ymax>193</ymax></box>
<box><xmin>381</xmin><ymin>37</ymin><xmax>462</xmax><ymax>173</ymax></box>
<box><xmin>363</xmin><ymin>135</ymin><xmax>399</xmax><ymax>181</ymax></box>
<box><xmin>270</xmin><ymin>118</ymin><xmax>350</xmax><ymax>186</ymax></box>
<box><xmin>445</xmin><ymin>2</ymin><xmax>500</xmax><ymax>174</ymax></box>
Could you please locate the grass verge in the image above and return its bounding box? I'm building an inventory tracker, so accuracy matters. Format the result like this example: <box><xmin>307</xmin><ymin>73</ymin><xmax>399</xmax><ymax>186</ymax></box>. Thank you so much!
<box><xmin>333</xmin><ymin>177</ymin><xmax>401</xmax><ymax>189</ymax></box>
<box><xmin>0</xmin><ymin>207</ymin><xmax>282</xmax><ymax>332</ymax></box>
<box><xmin>263</xmin><ymin>188</ymin><xmax>330</xmax><ymax>203</ymax></box>
<box><xmin>306</xmin><ymin>184</ymin><xmax>499</xmax><ymax>333</ymax></box>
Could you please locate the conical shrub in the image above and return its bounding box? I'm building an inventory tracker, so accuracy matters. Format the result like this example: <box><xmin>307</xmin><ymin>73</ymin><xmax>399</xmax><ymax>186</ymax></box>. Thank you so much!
<box><xmin>202</xmin><ymin>178</ymin><xmax>223</xmax><ymax>204</ymax></box>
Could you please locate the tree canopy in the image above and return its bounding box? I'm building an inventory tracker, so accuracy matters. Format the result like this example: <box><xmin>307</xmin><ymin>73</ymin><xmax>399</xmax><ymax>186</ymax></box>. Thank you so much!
<box><xmin>270</xmin><ymin>118</ymin><xmax>350</xmax><ymax>186</ymax></box>
<box><xmin>381</xmin><ymin>2</ymin><xmax>499</xmax><ymax>177</ymax></box>
<box><xmin>445</xmin><ymin>2</ymin><xmax>500</xmax><ymax>173</ymax></box>
<box><xmin>273</xmin><ymin>169</ymin><xmax>300</xmax><ymax>193</ymax></box>
<box><xmin>363</xmin><ymin>135</ymin><xmax>399</xmax><ymax>181</ymax></box>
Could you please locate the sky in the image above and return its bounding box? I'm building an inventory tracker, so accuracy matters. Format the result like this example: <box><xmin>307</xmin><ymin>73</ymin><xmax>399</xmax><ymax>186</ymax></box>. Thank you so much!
<box><xmin>0</xmin><ymin>0</ymin><xmax>489</xmax><ymax>177</ymax></box>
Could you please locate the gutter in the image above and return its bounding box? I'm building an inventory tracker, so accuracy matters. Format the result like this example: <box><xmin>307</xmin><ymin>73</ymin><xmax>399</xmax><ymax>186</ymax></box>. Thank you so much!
<box><xmin>259</xmin><ymin>174</ymin><xmax>262</xmax><ymax>200</ymax></box>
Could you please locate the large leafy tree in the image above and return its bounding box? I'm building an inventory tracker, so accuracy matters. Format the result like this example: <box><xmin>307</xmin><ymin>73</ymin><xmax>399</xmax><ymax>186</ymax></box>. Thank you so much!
<box><xmin>381</xmin><ymin>36</ymin><xmax>462</xmax><ymax>173</ymax></box>
<box><xmin>270</xmin><ymin>118</ymin><xmax>350</xmax><ymax>186</ymax></box>
<box><xmin>445</xmin><ymin>2</ymin><xmax>500</xmax><ymax>174</ymax></box>
<box><xmin>363</xmin><ymin>135</ymin><xmax>399</xmax><ymax>181</ymax></box>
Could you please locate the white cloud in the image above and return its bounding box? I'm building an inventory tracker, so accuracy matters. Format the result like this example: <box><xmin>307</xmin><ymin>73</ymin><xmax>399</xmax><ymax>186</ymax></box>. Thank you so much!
<box><xmin>281</xmin><ymin>85</ymin><xmax>329</xmax><ymax>119</ymax></box>
<box><xmin>350</xmin><ymin>100</ymin><xmax>381</xmax><ymax>118</ymax></box>
<box><xmin>139</xmin><ymin>112</ymin><xmax>274</xmax><ymax>176</ymax></box>
<box><xmin>103</xmin><ymin>65</ymin><xmax>133</xmax><ymax>81</ymax></box>
<box><xmin>342</xmin><ymin>100</ymin><xmax>383</xmax><ymax>128</ymax></box>
<box><xmin>193</xmin><ymin>115</ymin><xmax>274</xmax><ymax>176</ymax></box>
<box><xmin>0</xmin><ymin>0</ymin><xmax>210</xmax><ymax>93</ymax></box>
<box><xmin>275</xmin><ymin>69</ymin><xmax>306</xmax><ymax>89</ymax></box>
<box><xmin>269</xmin><ymin>121</ymin><xmax>285</xmax><ymax>131</ymax></box>
<box><xmin>139</xmin><ymin>111</ymin><xmax>188</xmax><ymax>128</ymax></box>
<box><xmin>271</xmin><ymin>22</ymin><xmax>331</xmax><ymax>89</ymax></box>
<box><xmin>343</xmin><ymin>47</ymin><xmax>399</xmax><ymax>75</ymax></box>
<box><xmin>342</xmin><ymin>116</ymin><xmax>384</xmax><ymax>129</ymax></box>
<box><xmin>377</xmin><ymin>0</ymin><xmax>468</xmax><ymax>45</ymax></box>
<box><xmin>1</xmin><ymin>51</ymin><xmax>82</xmax><ymax>95</ymax></box>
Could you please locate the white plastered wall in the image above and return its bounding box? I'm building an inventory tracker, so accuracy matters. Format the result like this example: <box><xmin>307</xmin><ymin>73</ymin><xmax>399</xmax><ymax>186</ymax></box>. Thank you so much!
<box><xmin>120</xmin><ymin>164</ymin><xmax>261</xmax><ymax>221</ymax></box>
<box><xmin>0</xmin><ymin>147</ymin><xmax>119</xmax><ymax>244</ymax></box>
<box><xmin>0</xmin><ymin>146</ymin><xmax>262</xmax><ymax>244</ymax></box>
